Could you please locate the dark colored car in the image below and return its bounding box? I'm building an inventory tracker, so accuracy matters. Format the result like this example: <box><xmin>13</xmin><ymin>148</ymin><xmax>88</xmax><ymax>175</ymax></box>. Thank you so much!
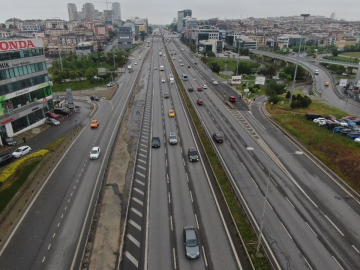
<box><xmin>183</xmin><ymin>226</ymin><xmax>200</xmax><ymax>259</ymax></box>
<box><xmin>188</xmin><ymin>147</ymin><xmax>199</xmax><ymax>162</ymax></box>
<box><xmin>3</xmin><ymin>137</ymin><xmax>17</xmax><ymax>146</ymax></box>
<box><xmin>0</xmin><ymin>154</ymin><xmax>14</xmax><ymax>168</ymax></box>
<box><xmin>229</xmin><ymin>96</ymin><xmax>237</xmax><ymax>102</ymax></box>
<box><xmin>197</xmin><ymin>99</ymin><xmax>203</xmax><ymax>105</ymax></box>
<box><xmin>164</xmin><ymin>93</ymin><xmax>170</xmax><ymax>98</ymax></box>
<box><xmin>90</xmin><ymin>95</ymin><xmax>100</xmax><ymax>101</ymax></box>
<box><xmin>152</xmin><ymin>137</ymin><xmax>160</xmax><ymax>148</ymax></box>
<box><xmin>325</xmin><ymin>122</ymin><xmax>339</xmax><ymax>130</ymax></box>
<box><xmin>54</xmin><ymin>108</ymin><xmax>70</xmax><ymax>115</ymax></box>
<box><xmin>332</xmin><ymin>126</ymin><xmax>346</xmax><ymax>133</ymax></box>
<box><xmin>194</xmin><ymin>62</ymin><xmax>198</xmax><ymax>65</ymax></box>
<box><xmin>188</xmin><ymin>65</ymin><xmax>191</xmax><ymax>68</ymax></box>
<box><xmin>325</xmin><ymin>115</ymin><xmax>337</xmax><ymax>122</ymax></box>
<box><xmin>45</xmin><ymin>112</ymin><xmax>60</xmax><ymax>119</ymax></box>
<box><xmin>188</xmin><ymin>87</ymin><xmax>194</xmax><ymax>92</ymax></box>
<box><xmin>212</xmin><ymin>133</ymin><xmax>224</xmax><ymax>143</ymax></box>
<box><xmin>347</xmin><ymin>132</ymin><xmax>360</xmax><ymax>139</ymax></box>
<box><xmin>340</xmin><ymin>126</ymin><xmax>360</xmax><ymax>135</ymax></box>
<box><xmin>305</xmin><ymin>113</ymin><xmax>323</xmax><ymax>121</ymax></box>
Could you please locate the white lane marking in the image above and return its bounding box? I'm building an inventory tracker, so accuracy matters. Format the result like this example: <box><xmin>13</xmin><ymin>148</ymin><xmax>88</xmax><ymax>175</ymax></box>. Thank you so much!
<box><xmin>139</xmin><ymin>153</ymin><xmax>147</xmax><ymax>158</ymax></box>
<box><xmin>57</xmin><ymin>223</ymin><xmax>60</xmax><ymax>227</ymax></box>
<box><xmin>129</xmin><ymin>219</ymin><xmax>141</xmax><ymax>231</ymax></box>
<box><xmin>42</xmin><ymin>257</ymin><xmax>46</xmax><ymax>263</ymax></box>
<box><xmin>305</xmin><ymin>222</ymin><xmax>318</xmax><ymax>237</ymax></box>
<box><xmin>168</xmin><ymin>192</ymin><xmax>171</xmax><ymax>204</ymax></box>
<box><xmin>190</xmin><ymin>191</ymin><xmax>193</xmax><ymax>202</ymax></box>
<box><xmin>140</xmin><ymin>148</ymin><xmax>148</xmax><ymax>153</ymax></box>
<box><xmin>133</xmin><ymin>188</ymin><xmax>144</xmax><ymax>196</ymax></box>
<box><xmin>281</xmin><ymin>222</ymin><xmax>293</xmax><ymax>240</ymax></box>
<box><xmin>136</xmin><ymin>165</ymin><xmax>146</xmax><ymax>170</ymax></box>
<box><xmin>53</xmin><ymin>233</ymin><xmax>56</xmax><ymax>238</ymax></box>
<box><xmin>136</xmin><ymin>171</ymin><xmax>145</xmax><ymax>178</ymax></box>
<box><xmin>131</xmin><ymin>207</ymin><xmax>143</xmax><ymax>218</ymax></box>
<box><xmin>140</xmin><ymin>143</ymin><xmax>147</xmax><ymax>147</ymax></box>
<box><xmin>132</xmin><ymin>197</ymin><xmax>143</xmax><ymax>206</ymax></box>
<box><xmin>173</xmin><ymin>248</ymin><xmax>177</xmax><ymax>269</ymax></box>
<box><xmin>135</xmin><ymin>179</ymin><xmax>145</xmax><ymax>186</ymax></box>
<box><xmin>141</xmin><ymin>139</ymin><xmax>148</xmax><ymax>143</ymax></box>
<box><xmin>48</xmin><ymin>244</ymin><xmax>51</xmax><ymax>250</ymax></box>
<box><xmin>61</xmin><ymin>214</ymin><xmax>63</xmax><ymax>219</ymax></box>
<box><xmin>127</xmin><ymin>234</ymin><xmax>140</xmax><ymax>248</ymax></box>
<box><xmin>195</xmin><ymin>214</ymin><xmax>199</xmax><ymax>230</ymax></box>
<box><xmin>186</xmin><ymin>173</ymin><xmax>189</xmax><ymax>182</ymax></box>
<box><xmin>170</xmin><ymin>215</ymin><xmax>173</xmax><ymax>231</ymax></box>
<box><xmin>285</xmin><ymin>197</ymin><xmax>295</xmax><ymax>208</ymax></box>
<box><xmin>125</xmin><ymin>251</ymin><xmax>139</xmax><ymax>268</ymax></box>
<box><xmin>137</xmin><ymin>158</ymin><xmax>146</xmax><ymax>164</ymax></box>
<box><xmin>303</xmin><ymin>256</ymin><xmax>313</xmax><ymax>270</ymax></box>
<box><xmin>332</xmin><ymin>256</ymin><xmax>344</xmax><ymax>270</ymax></box>
<box><xmin>324</xmin><ymin>215</ymin><xmax>344</xmax><ymax>236</ymax></box>
<box><xmin>258</xmin><ymin>162</ymin><xmax>264</xmax><ymax>170</ymax></box>
<box><xmin>352</xmin><ymin>245</ymin><xmax>360</xmax><ymax>253</ymax></box>
<box><xmin>233</xmin><ymin>150</ymin><xmax>237</xmax><ymax>156</ymax></box>
<box><xmin>202</xmin><ymin>245</ymin><xmax>208</xmax><ymax>267</ymax></box>
<box><xmin>74</xmin><ymin>186</ymin><xmax>76</xmax><ymax>189</ymax></box>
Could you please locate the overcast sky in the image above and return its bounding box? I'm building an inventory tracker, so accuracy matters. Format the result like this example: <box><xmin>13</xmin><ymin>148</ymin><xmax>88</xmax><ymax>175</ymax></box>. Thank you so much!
<box><xmin>1</xmin><ymin>0</ymin><xmax>359</xmax><ymax>25</ymax></box>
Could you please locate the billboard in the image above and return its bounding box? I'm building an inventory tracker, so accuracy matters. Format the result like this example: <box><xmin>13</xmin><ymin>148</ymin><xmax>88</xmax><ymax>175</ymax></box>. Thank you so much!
<box><xmin>231</xmin><ymin>75</ymin><xmax>242</xmax><ymax>85</ymax></box>
<box><xmin>339</xmin><ymin>79</ymin><xmax>347</xmax><ymax>87</ymax></box>
<box><xmin>0</xmin><ymin>39</ymin><xmax>43</xmax><ymax>51</ymax></box>
<box><xmin>255</xmin><ymin>76</ymin><xmax>266</xmax><ymax>85</ymax></box>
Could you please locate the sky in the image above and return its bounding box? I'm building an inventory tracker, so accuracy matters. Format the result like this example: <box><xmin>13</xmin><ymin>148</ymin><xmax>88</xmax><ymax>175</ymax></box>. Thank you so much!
<box><xmin>0</xmin><ymin>0</ymin><xmax>359</xmax><ymax>25</ymax></box>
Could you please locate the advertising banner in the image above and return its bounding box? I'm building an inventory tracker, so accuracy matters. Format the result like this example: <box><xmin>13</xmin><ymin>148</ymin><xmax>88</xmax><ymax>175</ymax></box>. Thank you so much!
<box><xmin>255</xmin><ymin>76</ymin><xmax>266</xmax><ymax>85</ymax></box>
<box><xmin>231</xmin><ymin>75</ymin><xmax>242</xmax><ymax>85</ymax></box>
<box><xmin>339</xmin><ymin>79</ymin><xmax>347</xmax><ymax>87</ymax></box>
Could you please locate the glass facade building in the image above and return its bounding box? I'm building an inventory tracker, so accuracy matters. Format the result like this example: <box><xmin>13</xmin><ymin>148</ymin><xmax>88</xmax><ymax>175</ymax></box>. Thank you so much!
<box><xmin>0</xmin><ymin>39</ymin><xmax>53</xmax><ymax>142</ymax></box>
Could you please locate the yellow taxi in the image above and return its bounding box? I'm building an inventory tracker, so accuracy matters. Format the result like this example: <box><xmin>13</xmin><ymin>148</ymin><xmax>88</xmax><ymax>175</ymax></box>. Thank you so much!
<box><xmin>91</xmin><ymin>120</ymin><xmax>99</xmax><ymax>128</ymax></box>
<box><xmin>168</xmin><ymin>110</ymin><xmax>175</xmax><ymax>118</ymax></box>
<box><xmin>324</xmin><ymin>82</ymin><xmax>330</xmax><ymax>86</ymax></box>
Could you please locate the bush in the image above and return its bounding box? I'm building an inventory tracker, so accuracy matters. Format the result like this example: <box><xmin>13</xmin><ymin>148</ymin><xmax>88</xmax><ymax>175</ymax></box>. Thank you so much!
<box><xmin>268</xmin><ymin>95</ymin><xmax>281</xmax><ymax>104</ymax></box>
<box><xmin>0</xmin><ymin>150</ymin><xmax>49</xmax><ymax>184</ymax></box>
<box><xmin>285</xmin><ymin>91</ymin><xmax>291</xmax><ymax>99</ymax></box>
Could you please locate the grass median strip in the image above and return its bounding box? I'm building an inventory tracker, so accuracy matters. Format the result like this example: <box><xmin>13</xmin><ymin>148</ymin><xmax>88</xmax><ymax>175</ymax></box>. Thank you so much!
<box><xmin>166</xmin><ymin>47</ymin><xmax>270</xmax><ymax>269</ymax></box>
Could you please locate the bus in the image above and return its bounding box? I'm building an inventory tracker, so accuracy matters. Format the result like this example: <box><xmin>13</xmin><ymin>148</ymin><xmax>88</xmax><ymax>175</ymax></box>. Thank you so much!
<box><xmin>182</xmin><ymin>74</ymin><xmax>188</xmax><ymax>81</ymax></box>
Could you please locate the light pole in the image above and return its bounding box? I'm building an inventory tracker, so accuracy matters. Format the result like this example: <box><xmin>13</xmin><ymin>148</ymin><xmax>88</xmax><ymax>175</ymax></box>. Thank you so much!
<box><xmin>246</xmin><ymin>147</ymin><xmax>303</xmax><ymax>254</ymax></box>
<box><xmin>236</xmin><ymin>40</ymin><xmax>240</xmax><ymax>76</ymax></box>
<box><xmin>289</xmin><ymin>14</ymin><xmax>310</xmax><ymax>105</ymax></box>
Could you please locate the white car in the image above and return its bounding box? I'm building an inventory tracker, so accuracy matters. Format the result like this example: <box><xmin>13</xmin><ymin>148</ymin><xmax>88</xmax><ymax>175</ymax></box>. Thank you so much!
<box><xmin>180</xmin><ymin>63</ymin><xmax>184</xmax><ymax>66</ymax></box>
<box><xmin>213</xmin><ymin>81</ymin><xmax>218</xmax><ymax>85</ymax></box>
<box><xmin>354</xmin><ymin>138</ymin><xmax>360</xmax><ymax>143</ymax></box>
<box><xmin>132</xmin><ymin>57</ymin><xmax>135</xmax><ymax>60</ymax></box>
<box><xmin>90</xmin><ymin>147</ymin><xmax>101</xmax><ymax>159</ymax></box>
<box><xmin>154</xmin><ymin>66</ymin><xmax>158</xmax><ymax>70</ymax></box>
<box><xmin>203</xmin><ymin>85</ymin><xmax>208</xmax><ymax>89</ymax></box>
<box><xmin>318</xmin><ymin>119</ymin><xmax>328</xmax><ymax>126</ymax></box>
<box><xmin>134</xmin><ymin>62</ymin><xmax>138</xmax><ymax>65</ymax></box>
<box><xmin>45</xmin><ymin>118</ymin><xmax>60</xmax><ymax>126</ymax></box>
<box><xmin>337</xmin><ymin>119</ymin><xmax>348</xmax><ymax>127</ymax></box>
<box><xmin>161</xmin><ymin>78</ymin><xmax>165</xmax><ymax>83</ymax></box>
<box><xmin>12</xmin><ymin>146</ymin><xmax>32</xmax><ymax>158</ymax></box>
<box><xmin>313</xmin><ymin>117</ymin><xmax>325</xmax><ymax>124</ymax></box>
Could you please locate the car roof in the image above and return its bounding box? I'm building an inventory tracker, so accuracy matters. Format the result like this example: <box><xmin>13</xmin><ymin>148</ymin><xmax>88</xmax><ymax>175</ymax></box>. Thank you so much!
<box><xmin>169</xmin><ymin>132</ymin><xmax>176</xmax><ymax>136</ymax></box>
<box><xmin>92</xmin><ymin>146</ymin><xmax>100</xmax><ymax>150</ymax></box>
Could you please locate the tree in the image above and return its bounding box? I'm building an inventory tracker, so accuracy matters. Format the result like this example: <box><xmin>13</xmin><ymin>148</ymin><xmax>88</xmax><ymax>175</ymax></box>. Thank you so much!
<box><xmin>85</xmin><ymin>68</ymin><xmax>97</xmax><ymax>82</ymax></box>
<box><xmin>265</xmin><ymin>81</ymin><xmax>287</xmax><ymax>97</ymax></box>
<box><xmin>283</xmin><ymin>65</ymin><xmax>306</xmax><ymax>80</ymax></box>
<box><xmin>207</xmin><ymin>51</ymin><xmax>215</xmax><ymax>57</ymax></box>
<box><xmin>211</xmin><ymin>63</ymin><xmax>220</xmax><ymax>73</ymax></box>
<box><xmin>69</xmin><ymin>71</ymin><xmax>77</xmax><ymax>80</ymax></box>
<box><xmin>332</xmin><ymin>49</ymin><xmax>339</xmax><ymax>56</ymax></box>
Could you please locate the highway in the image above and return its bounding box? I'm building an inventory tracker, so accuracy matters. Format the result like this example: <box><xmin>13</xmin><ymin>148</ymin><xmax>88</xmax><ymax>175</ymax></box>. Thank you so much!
<box><xmin>120</xmin><ymin>35</ymin><xmax>243</xmax><ymax>270</ymax></box>
<box><xmin>165</xmin><ymin>34</ymin><xmax>360</xmax><ymax>269</ymax></box>
<box><xmin>0</xmin><ymin>46</ymin><xmax>149</xmax><ymax>269</ymax></box>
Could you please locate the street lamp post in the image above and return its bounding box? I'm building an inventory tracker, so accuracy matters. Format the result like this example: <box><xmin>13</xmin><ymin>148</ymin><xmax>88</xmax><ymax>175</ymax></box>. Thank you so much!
<box><xmin>289</xmin><ymin>14</ymin><xmax>310</xmax><ymax>105</ymax></box>
<box><xmin>246</xmin><ymin>147</ymin><xmax>303</xmax><ymax>254</ymax></box>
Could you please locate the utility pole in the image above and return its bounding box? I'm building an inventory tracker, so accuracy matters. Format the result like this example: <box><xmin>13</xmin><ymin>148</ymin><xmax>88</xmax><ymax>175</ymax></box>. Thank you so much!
<box><xmin>58</xmin><ymin>37</ymin><xmax>63</xmax><ymax>71</ymax></box>
<box><xmin>290</xmin><ymin>14</ymin><xmax>310</xmax><ymax>105</ymax></box>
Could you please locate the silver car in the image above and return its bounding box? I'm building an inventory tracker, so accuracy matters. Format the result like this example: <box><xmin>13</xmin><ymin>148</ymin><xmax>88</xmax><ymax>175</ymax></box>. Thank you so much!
<box><xmin>90</xmin><ymin>147</ymin><xmax>101</xmax><ymax>159</ymax></box>
<box><xmin>168</xmin><ymin>132</ymin><xmax>178</xmax><ymax>145</ymax></box>
<box><xmin>12</xmin><ymin>146</ymin><xmax>32</xmax><ymax>158</ymax></box>
<box><xmin>183</xmin><ymin>226</ymin><xmax>200</xmax><ymax>259</ymax></box>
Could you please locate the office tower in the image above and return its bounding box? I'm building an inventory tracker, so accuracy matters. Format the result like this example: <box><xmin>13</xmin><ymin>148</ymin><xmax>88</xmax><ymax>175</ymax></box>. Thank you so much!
<box><xmin>67</xmin><ymin>3</ymin><xmax>78</xmax><ymax>21</ymax></box>
<box><xmin>112</xmin><ymin>2</ymin><xmax>121</xmax><ymax>21</ymax></box>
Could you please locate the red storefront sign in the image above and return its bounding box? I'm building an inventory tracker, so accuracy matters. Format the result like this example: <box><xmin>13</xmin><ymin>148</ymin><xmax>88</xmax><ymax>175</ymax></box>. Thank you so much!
<box><xmin>0</xmin><ymin>40</ymin><xmax>36</xmax><ymax>51</ymax></box>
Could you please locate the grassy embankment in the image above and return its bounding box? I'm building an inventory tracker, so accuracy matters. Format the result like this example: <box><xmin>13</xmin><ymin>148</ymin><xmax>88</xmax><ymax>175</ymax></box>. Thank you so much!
<box><xmin>323</xmin><ymin>55</ymin><xmax>359</xmax><ymax>63</ymax></box>
<box><xmin>51</xmin><ymin>78</ymin><xmax>112</xmax><ymax>93</ymax></box>
<box><xmin>341</xmin><ymin>52</ymin><xmax>360</xmax><ymax>58</ymax></box>
<box><xmin>0</xmin><ymin>138</ymin><xmax>65</xmax><ymax>214</ymax></box>
<box><xmin>267</xmin><ymin>92</ymin><xmax>360</xmax><ymax>193</ymax></box>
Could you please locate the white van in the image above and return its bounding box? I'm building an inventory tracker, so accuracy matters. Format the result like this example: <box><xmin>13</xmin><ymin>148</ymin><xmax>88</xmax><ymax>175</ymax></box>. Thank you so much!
<box><xmin>315</xmin><ymin>70</ymin><xmax>319</xmax><ymax>75</ymax></box>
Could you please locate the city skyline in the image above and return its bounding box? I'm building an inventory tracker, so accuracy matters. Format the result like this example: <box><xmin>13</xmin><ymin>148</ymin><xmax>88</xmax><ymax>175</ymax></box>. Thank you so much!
<box><xmin>0</xmin><ymin>0</ymin><xmax>359</xmax><ymax>25</ymax></box>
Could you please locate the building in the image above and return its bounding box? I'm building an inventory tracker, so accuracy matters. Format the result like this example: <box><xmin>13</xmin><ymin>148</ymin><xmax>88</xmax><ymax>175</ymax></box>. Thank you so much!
<box><xmin>277</xmin><ymin>34</ymin><xmax>305</xmax><ymax>49</ymax></box>
<box><xmin>103</xmin><ymin>10</ymin><xmax>113</xmax><ymax>23</ymax></box>
<box><xmin>117</xmin><ymin>26</ymin><xmax>132</xmax><ymax>50</ymax></box>
<box><xmin>184</xmin><ymin>18</ymin><xmax>198</xmax><ymax>40</ymax></box>
<box><xmin>76</xmin><ymin>42</ymin><xmax>94</xmax><ymax>56</ymax></box>
<box><xmin>177</xmin><ymin>9</ymin><xmax>192</xmax><ymax>32</ymax></box>
<box><xmin>83</xmin><ymin>3</ymin><xmax>95</xmax><ymax>21</ymax></box>
<box><xmin>68</xmin><ymin>3</ymin><xmax>78</xmax><ymax>21</ymax></box>
<box><xmin>21</xmin><ymin>21</ymin><xmax>43</xmax><ymax>32</ymax></box>
<box><xmin>0</xmin><ymin>38</ymin><xmax>53</xmax><ymax>143</ymax></box>
<box><xmin>331</xmin><ymin>13</ymin><xmax>335</xmax><ymax>20</ymax></box>
<box><xmin>189</xmin><ymin>27</ymin><xmax>219</xmax><ymax>45</ymax></box>
<box><xmin>235</xmin><ymin>37</ymin><xmax>257</xmax><ymax>50</ymax></box>
<box><xmin>112</xmin><ymin>2</ymin><xmax>121</xmax><ymax>21</ymax></box>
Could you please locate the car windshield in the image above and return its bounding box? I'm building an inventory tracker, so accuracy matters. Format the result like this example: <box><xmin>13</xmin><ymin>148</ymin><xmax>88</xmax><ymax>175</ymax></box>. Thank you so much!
<box><xmin>153</xmin><ymin>138</ymin><xmax>159</xmax><ymax>143</ymax></box>
<box><xmin>91</xmin><ymin>150</ymin><xmax>98</xmax><ymax>154</ymax></box>
<box><xmin>169</xmin><ymin>135</ymin><xmax>176</xmax><ymax>139</ymax></box>
<box><xmin>15</xmin><ymin>149</ymin><xmax>22</xmax><ymax>152</ymax></box>
<box><xmin>186</xmin><ymin>239</ymin><xmax>198</xmax><ymax>247</ymax></box>
<box><xmin>190</xmin><ymin>151</ymin><xmax>197</xmax><ymax>155</ymax></box>
<box><xmin>91</xmin><ymin>120</ymin><xmax>97</xmax><ymax>124</ymax></box>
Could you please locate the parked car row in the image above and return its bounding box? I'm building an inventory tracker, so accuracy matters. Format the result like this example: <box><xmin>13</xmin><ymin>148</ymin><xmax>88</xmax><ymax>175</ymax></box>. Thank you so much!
<box><xmin>306</xmin><ymin>113</ymin><xmax>360</xmax><ymax>141</ymax></box>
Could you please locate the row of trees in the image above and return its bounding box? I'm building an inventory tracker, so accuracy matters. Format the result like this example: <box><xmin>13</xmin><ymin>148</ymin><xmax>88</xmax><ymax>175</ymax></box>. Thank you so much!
<box><xmin>48</xmin><ymin>49</ymin><xmax>130</xmax><ymax>84</ymax></box>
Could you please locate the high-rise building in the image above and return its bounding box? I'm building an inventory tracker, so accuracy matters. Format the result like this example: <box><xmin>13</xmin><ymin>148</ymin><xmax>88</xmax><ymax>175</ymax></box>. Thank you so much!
<box><xmin>331</xmin><ymin>12</ymin><xmax>336</xmax><ymax>20</ymax></box>
<box><xmin>67</xmin><ymin>3</ymin><xmax>78</xmax><ymax>21</ymax></box>
<box><xmin>83</xmin><ymin>3</ymin><xmax>95</xmax><ymax>21</ymax></box>
<box><xmin>0</xmin><ymin>38</ymin><xmax>53</xmax><ymax>141</ymax></box>
<box><xmin>177</xmin><ymin>9</ymin><xmax>192</xmax><ymax>32</ymax></box>
<box><xmin>112</xmin><ymin>2</ymin><xmax>121</xmax><ymax>21</ymax></box>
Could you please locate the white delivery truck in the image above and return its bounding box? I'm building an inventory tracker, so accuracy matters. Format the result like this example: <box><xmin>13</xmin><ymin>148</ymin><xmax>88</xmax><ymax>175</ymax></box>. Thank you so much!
<box><xmin>127</xmin><ymin>65</ymin><xmax>133</xmax><ymax>72</ymax></box>
<box><xmin>160</xmin><ymin>65</ymin><xmax>165</xmax><ymax>71</ymax></box>
<box><xmin>169</xmin><ymin>74</ymin><xmax>175</xmax><ymax>84</ymax></box>
<box><xmin>159</xmin><ymin>52</ymin><xmax>162</xmax><ymax>56</ymax></box>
